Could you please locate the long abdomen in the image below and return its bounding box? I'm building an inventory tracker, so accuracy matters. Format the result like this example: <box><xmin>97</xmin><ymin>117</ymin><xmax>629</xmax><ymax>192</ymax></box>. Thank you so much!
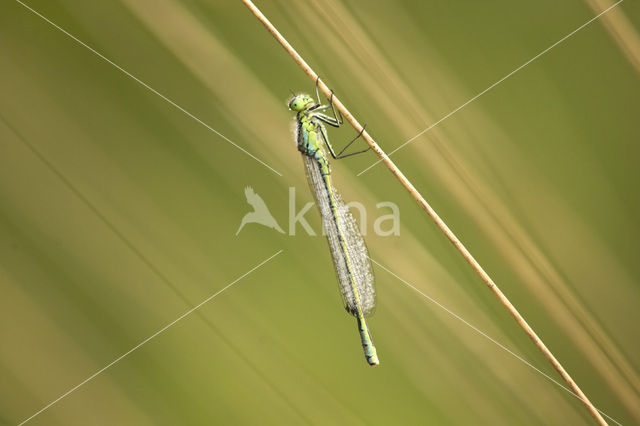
<box><xmin>302</xmin><ymin>155</ymin><xmax>376</xmax><ymax>317</ymax></box>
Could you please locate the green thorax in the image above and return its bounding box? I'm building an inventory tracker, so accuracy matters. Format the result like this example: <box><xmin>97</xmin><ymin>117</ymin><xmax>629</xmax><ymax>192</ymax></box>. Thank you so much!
<box><xmin>297</xmin><ymin>110</ymin><xmax>331</xmax><ymax>176</ymax></box>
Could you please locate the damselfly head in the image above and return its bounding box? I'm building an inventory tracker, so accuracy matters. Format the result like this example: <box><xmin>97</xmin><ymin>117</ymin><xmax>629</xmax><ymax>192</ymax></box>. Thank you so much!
<box><xmin>288</xmin><ymin>94</ymin><xmax>315</xmax><ymax>112</ymax></box>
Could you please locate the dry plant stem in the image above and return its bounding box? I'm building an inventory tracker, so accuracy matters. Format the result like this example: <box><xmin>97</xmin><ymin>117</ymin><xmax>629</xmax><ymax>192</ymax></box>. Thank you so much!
<box><xmin>241</xmin><ymin>1</ymin><xmax>608</xmax><ymax>424</ymax></box>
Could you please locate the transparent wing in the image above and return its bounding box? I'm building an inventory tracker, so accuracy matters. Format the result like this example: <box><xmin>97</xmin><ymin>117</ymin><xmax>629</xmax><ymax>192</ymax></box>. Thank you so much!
<box><xmin>303</xmin><ymin>154</ymin><xmax>376</xmax><ymax>317</ymax></box>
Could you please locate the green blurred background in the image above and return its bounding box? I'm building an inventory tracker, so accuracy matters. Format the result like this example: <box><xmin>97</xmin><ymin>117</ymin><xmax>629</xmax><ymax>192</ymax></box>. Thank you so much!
<box><xmin>1</xmin><ymin>0</ymin><xmax>639</xmax><ymax>424</ymax></box>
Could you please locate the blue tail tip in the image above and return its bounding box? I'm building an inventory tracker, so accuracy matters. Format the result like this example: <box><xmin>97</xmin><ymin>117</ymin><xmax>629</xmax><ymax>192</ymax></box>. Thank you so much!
<box><xmin>366</xmin><ymin>348</ymin><xmax>380</xmax><ymax>366</ymax></box>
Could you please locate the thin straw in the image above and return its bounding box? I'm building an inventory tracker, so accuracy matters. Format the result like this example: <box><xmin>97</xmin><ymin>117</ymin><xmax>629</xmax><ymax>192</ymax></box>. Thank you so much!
<box><xmin>241</xmin><ymin>1</ymin><xmax>609</xmax><ymax>424</ymax></box>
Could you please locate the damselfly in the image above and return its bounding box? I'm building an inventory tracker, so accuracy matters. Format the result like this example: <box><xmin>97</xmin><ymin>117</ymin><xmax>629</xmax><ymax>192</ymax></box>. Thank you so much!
<box><xmin>289</xmin><ymin>84</ymin><xmax>379</xmax><ymax>366</ymax></box>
